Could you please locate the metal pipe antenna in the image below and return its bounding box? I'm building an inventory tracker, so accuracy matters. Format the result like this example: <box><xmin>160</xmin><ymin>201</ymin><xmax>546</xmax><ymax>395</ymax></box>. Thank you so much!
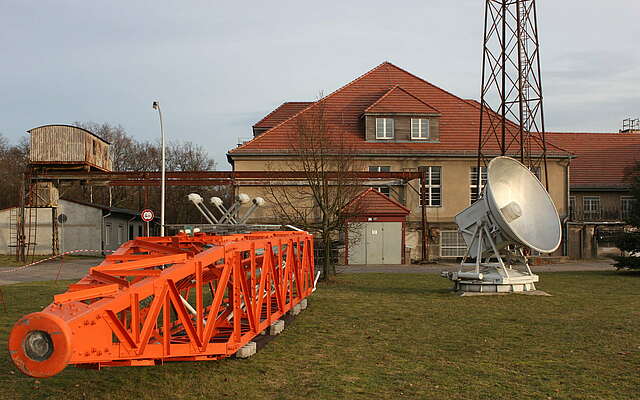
<box><xmin>237</xmin><ymin>197</ymin><xmax>265</xmax><ymax>224</ymax></box>
<box><xmin>187</xmin><ymin>193</ymin><xmax>218</xmax><ymax>224</ymax></box>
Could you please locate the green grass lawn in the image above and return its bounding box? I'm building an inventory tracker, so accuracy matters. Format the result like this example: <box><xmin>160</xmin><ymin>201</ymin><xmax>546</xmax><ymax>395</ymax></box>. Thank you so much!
<box><xmin>0</xmin><ymin>272</ymin><xmax>639</xmax><ymax>400</ymax></box>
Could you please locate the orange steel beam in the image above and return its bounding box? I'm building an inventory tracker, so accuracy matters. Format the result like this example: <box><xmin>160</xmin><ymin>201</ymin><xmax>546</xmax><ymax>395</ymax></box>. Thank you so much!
<box><xmin>8</xmin><ymin>230</ymin><xmax>315</xmax><ymax>378</ymax></box>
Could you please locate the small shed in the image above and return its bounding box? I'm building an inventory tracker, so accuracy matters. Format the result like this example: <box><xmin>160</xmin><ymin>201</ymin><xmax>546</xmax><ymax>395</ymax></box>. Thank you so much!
<box><xmin>343</xmin><ymin>188</ymin><xmax>411</xmax><ymax>265</ymax></box>
<box><xmin>28</xmin><ymin>124</ymin><xmax>112</xmax><ymax>171</ymax></box>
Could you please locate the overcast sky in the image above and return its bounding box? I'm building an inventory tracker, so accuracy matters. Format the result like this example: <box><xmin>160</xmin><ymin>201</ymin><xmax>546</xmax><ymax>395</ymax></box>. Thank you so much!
<box><xmin>1</xmin><ymin>1</ymin><xmax>638</xmax><ymax>169</ymax></box>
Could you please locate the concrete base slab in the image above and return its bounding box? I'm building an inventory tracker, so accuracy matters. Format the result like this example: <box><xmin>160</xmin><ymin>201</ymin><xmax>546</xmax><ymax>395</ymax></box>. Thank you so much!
<box><xmin>290</xmin><ymin>304</ymin><xmax>302</xmax><ymax>316</ymax></box>
<box><xmin>236</xmin><ymin>341</ymin><xmax>256</xmax><ymax>358</ymax></box>
<box><xmin>269</xmin><ymin>320</ymin><xmax>284</xmax><ymax>335</ymax></box>
<box><xmin>457</xmin><ymin>290</ymin><xmax>551</xmax><ymax>297</ymax></box>
<box><xmin>300</xmin><ymin>298</ymin><xmax>308</xmax><ymax>310</ymax></box>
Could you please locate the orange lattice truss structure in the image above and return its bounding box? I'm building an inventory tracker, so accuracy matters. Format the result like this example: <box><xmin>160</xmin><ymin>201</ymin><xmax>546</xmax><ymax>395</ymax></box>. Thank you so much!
<box><xmin>8</xmin><ymin>231</ymin><xmax>315</xmax><ymax>378</ymax></box>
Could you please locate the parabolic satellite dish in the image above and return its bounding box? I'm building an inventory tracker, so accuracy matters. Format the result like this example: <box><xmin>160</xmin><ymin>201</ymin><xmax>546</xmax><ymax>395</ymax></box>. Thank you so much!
<box><xmin>443</xmin><ymin>156</ymin><xmax>561</xmax><ymax>293</ymax></box>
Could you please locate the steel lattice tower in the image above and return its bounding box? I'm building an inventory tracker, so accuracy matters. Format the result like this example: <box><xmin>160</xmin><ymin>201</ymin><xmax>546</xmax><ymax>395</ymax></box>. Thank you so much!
<box><xmin>476</xmin><ymin>0</ymin><xmax>549</xmax><ymax>190</ymax></box>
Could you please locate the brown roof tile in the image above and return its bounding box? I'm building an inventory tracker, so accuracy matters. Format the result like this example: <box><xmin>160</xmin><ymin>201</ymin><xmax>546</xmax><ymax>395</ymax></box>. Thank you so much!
<box><xmin>364</xmin><ymin>85</ymin><xmax>440</xmax><ymax>114</ymax></box>
<box><xmin>230</xmin><ymin>62</ymin><xmax>565</xmax><ymax>158</ymax></box>
<box><xmin>545</xmin><ymin>132</ymin><xmax>640</xmax><ymax>189</ymax></box>
<box><xmin>253</xmin><ymin>102</ymin><xmax>313</xmax><ymax>129</ymax></box>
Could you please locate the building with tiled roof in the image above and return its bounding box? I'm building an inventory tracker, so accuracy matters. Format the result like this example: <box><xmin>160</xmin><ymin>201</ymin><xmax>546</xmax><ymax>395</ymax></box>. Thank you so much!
<box><xmin>545</xmin><ymin>132</ymin><xmax>640</xmax><ymax>228</ymax></box>
<box><xmin>226</xmin><ymin>61</ymin><xmax>640</xmax><ymax>262</ymax></box>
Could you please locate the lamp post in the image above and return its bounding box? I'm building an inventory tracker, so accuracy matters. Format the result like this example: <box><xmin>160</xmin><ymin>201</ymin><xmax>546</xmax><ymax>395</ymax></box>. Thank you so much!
<box><xmin>152</xmin><ymin>101</ymin><xmax>166</xmax><ymax>237</ymax></box>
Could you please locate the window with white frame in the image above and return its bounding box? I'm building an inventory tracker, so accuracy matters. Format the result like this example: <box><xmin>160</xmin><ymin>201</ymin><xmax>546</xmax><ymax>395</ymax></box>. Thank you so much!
<box><xmin>369</xmin><ymin>166</ymin><xmax>391</xmax><ymax>197</ymax></box>
<box><xmin>440</xmin><ymin>230</ymin><xmax>467</xmax><ymax>257</ymax></box>
<box><xmin>375</xmin><ymin>186</ymin><xmax>391</xmax><ymax>197</ymax></box>
<box><xmin>583</xmin><ymin>196</ymin><xmax>601</xmax><ymax>220</ymax></box>
<box><xmin>470</xmin><ymin>166</ymin><xmax>488</xmax><ymax>203</ymax></box>
<box><xmin>621</xmin><ymin>196</ymin><xmax>635</xmax><ymax>221</ymax></box>
<box><xmin>118</xmin><ymin>225</ymin><xmax>124</xmax><ymax>244</ymax></box>
<box><xmin>375</xmin><ymin>118</ymin><xmax>394</xmax><ymax>139</ymax></box>
<box><xmin>419</xmin><ymin>166</ymin><xmax>441</xmax><ymax>207</ymax></box>
<box><xmin>411</xmin><ymin>118</ymin><xmax>430</xmax><ymax>140</ymax></box>
<box><xmin>569</xmin><ymin>196</ymin><xmax>576</xmax><ymax>220</ymax></box>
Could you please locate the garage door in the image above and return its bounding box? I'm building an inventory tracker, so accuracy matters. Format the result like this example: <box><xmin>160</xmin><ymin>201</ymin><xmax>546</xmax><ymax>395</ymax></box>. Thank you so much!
<box><xmin>348</xmin><ymin>222</ymin><xmax>402</xmax><ymax>264</ymax></box>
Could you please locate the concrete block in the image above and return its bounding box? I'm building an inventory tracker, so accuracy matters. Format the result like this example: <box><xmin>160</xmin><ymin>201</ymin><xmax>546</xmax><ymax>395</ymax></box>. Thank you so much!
<box><xmin>300</xmin><ymin>299</ymin><xmax>308</xmax><ymax>310</ymax></box>
<box><xmin>269</xmin><ymin>320</ymin><xmax>284</xmax><ymax>335</ymax></box>
<box><xmin>290</xmin><ymin>304</ymin><xmax>302</xmax><ymax>316</ymax></box>
<box><xmin>236</xmin><ymin>341</ymin><xmax>256</xmax><ymax>358</ymax></box>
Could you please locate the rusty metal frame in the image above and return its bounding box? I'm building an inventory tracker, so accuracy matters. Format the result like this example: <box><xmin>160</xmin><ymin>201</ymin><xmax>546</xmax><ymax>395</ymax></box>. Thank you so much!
<box><xmin>26</xmin><ymin>170</ymin><xmax>431</xmax><ymax>261</ymax></box>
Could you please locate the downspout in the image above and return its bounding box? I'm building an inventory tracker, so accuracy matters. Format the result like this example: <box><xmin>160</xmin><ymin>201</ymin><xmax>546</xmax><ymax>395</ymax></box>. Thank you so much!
<box><xmin>102</xmin><ymin>212</ymin><xmax>111</xmax><ymax>255</ymax></box>
<box><xmin>563</xmin><ymin>157</ymin><xmax>571</xmax><ymax>257</ymax></box>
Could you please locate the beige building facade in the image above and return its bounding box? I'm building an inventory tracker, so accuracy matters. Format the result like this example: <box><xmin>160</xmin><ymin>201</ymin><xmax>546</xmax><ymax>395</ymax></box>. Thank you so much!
<box><xmin>228</xmin><ymin>62</ymin><xmax>572</xmax><ymax>262</ymax></box>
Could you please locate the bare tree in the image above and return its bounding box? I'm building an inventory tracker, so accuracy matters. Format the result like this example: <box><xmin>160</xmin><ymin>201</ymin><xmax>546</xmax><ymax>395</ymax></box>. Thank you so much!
<box><xmin>72</xmin><ymin>122</ymin><xmax>228</xmax><ymax>224</ymax></box>
<box><xmin>0</xmin><ymin>134</ymin><xmax>29</xmax><ymax>209</ymax></box>
<box><xmin>263</xmin><ymin>100</ymin><xmax>365</xmax><ymax>279</ymax></box>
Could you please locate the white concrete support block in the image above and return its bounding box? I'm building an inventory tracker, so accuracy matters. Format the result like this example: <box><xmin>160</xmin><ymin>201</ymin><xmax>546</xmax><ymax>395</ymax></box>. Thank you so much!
<box><xmin>291</xmin><ymin>304</ymin><xmax>302</xmax><ymax>316</ymax></box>
<box><xmin>269</xmin><ymin>320</ymin><xmax>285</xmax><ymax>335</ymax></box>
<box><xmin>236</xmin><ymin>341</ymin><xmax>256</xmax><ymax>358</ymax></box>
<box><xmin>300</xmin><ymin>298</ymin><xmax>308</xmax><ymax>310</ymax></box>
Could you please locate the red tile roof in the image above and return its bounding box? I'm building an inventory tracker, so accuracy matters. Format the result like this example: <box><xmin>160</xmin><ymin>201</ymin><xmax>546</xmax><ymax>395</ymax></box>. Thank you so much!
<box><xmin>364</xmin><ymin>85</ymin><xmax>440</xmax><ymax>114</ymax></box>
<box><xmin>253</xmin><ymin>102</ymin><xmax>313</xmax><ymax>129</ymax></box>
<box><xmin>343</xmin><ymin>188</ymin><xmax>411</xmax><ymax>216</ymax></box>
<box><xmin>545</xmin><ymin>132</ymin><xmax>640</xmax><ymax>189</ymax></box>
<box><xmin>230</xmin><ymin>62</ymin><xmax>567</xmax><ymax>158</ymax></box>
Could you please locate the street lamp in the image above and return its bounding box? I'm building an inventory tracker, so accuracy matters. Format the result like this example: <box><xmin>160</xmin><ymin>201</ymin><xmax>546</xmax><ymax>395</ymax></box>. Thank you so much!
<box><xmin>152</xmin><ymin>101</ymin><xmax>166</xmax><ymax>237</ymax></box>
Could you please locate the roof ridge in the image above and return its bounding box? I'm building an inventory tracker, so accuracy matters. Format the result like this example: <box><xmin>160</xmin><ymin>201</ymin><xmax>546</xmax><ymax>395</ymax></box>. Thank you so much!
<box><xmin>343</xmin><ymin>187</ymin><xmax>411</xmax><ymax>214</ymax></box>
<box><xmin>364</xmin><ymin>85</ymin><xmax>441</xmax><ymax>114</ymax></box>
<box><xmin>230</xmin><ymin>61</ymin><xmax>394</xmax><ymax>154</ymax></box>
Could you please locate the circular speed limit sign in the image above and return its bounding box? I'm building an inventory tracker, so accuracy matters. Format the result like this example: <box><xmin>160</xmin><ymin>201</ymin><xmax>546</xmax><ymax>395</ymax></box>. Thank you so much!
<box><xmin>141</xmin><ymin>209</ymin><xmax>155</xmax><ymax>222</ymax></box>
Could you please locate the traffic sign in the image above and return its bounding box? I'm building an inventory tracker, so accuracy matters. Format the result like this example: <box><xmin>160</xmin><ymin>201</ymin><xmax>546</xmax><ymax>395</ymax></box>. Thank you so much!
<box><xmin>141</xmin><ymin>209</ymin><xmax>155</xmax><ymax>222</ymax></box>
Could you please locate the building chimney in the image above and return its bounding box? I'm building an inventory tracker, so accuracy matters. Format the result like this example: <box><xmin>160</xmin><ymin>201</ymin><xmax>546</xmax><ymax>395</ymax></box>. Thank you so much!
<box><xmin>620</xmin><ymin>118</ymin><xmax>640</xmax><ymax>133</ymax></box>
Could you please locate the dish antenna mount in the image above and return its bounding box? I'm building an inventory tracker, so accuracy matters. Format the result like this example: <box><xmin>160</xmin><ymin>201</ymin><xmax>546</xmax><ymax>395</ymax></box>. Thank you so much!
<box><xmin>443</xmin><ymin>157</ymin><xmax>561</xmax><ymax>293</ymax></box>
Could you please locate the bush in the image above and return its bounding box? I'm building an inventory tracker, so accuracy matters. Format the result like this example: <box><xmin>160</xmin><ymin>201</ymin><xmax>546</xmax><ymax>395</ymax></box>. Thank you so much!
<box><xmin>611</xmin><ymin>255</ymin><xmax>640</xmax><ymax>270</ymax></box>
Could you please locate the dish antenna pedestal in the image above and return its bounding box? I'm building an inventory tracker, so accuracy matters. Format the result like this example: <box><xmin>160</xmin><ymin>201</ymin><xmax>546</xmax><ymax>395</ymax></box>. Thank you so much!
<box><xmin>442</xmin><ymin>157</ymin><xmax>561</xmax><ymax>293</ymax></box>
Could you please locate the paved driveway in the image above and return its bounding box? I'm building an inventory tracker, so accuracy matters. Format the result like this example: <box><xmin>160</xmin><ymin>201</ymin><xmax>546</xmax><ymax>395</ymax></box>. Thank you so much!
<box><xmin>0</xmin><ymin>257</ymin><xmax>102</xmax><ymax>285</ymax></box>
<box><xmin>337</xmin><ymin>259</ymin><xmax>616</xmax><ymax>274</ymax></box>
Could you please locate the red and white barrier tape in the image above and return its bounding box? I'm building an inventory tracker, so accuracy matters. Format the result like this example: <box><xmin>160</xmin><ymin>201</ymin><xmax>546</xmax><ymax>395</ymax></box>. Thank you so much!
<box><xmin>0</xmin><ymin>249</ymin><xmax>113</xmax><ymax>274</ymax></box>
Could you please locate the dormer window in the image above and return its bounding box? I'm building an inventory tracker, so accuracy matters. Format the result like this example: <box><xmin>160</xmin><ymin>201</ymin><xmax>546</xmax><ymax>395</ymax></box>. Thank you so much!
<box><xmin>376</xmin><ymin>118</ymin><xmax>394</xmax><ymax>139</ymax></box>
<box><xmin>411</xmin><ymin>118</ymin><xmax>430</xmax><ymax>140</ymax></box>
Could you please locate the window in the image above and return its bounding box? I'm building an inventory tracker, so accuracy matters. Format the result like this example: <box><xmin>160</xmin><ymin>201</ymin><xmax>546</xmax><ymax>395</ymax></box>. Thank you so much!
<box><xmin>569</xmin><ymin>196</ymin><xmax>576</xmax><ymax>220</ymax></box>
<box><xmin>411</xmin><ymin>118</ymin><xmax>430</xmax><ymax>139</ymax></box>
<box><xmin>118</xmin><ymin>225</ymin><xmax>124</xmax><ymax>244</ymax></box>
<box><xmin>105</xmin><ymin>224</ymin><xmax>112</xmax><ymax>246</ymax></box>
<box><xmin>470</xmin><ymin>166</ymin><xmax>488</xmax><ymax>203</ymax></box>
<box><xmin>530</xmin><ymin>167</ymin><xmax>541</xmax><ymax>181</ymax></box>
<box><xmin>621</xmin><ymin>196</ymin><xmax>635</xmax><ymax>221</ymax></box>
<box><xmin>583</xmin><ymin>196</ymin><xmax>601</xmax><ymax>221</ymax></box>
<box><xmin>375</xmin><ymin>186</ymin><xmax>391</xmax><ymax>197</ymax></box>
<box><xmin>440</xmin><ymin>231</ymin><xmax>467</xmax><ymax>257</ymax></box>
<box><xmin>419</xmin><ymin>166</ymin><xmax>441</xmax><ymax>207</ymax></box>
<box><xmin>369</xmin><ymin>167</ymin><xmax>391</xmax><ymax>197</ymax></box>
<box><xmin>375</xmin><ymin>118</ymin><xmax>394</xmax><ymax>139</ymax></box>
